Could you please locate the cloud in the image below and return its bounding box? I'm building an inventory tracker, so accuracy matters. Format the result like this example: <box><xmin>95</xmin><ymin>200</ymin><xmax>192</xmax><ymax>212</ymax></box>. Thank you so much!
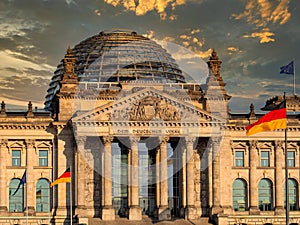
<box><xmin>232</xmin><ymin>0</ymin><xmax>292</xmax><ymax>42</ymax></box>
<box><xmin>243</xmin><ymin>29</ymin><xmax>275</xmax><ymax>43</ymax></box>
<box><xmin>0</xmin><ymin>50</ymin><xmax>55</xmax><ymax>75</ymax></box>
<box><xmin>103</xmin><ymin>0</ymin><xmax>203</xmax><ymax>20</ymax></box>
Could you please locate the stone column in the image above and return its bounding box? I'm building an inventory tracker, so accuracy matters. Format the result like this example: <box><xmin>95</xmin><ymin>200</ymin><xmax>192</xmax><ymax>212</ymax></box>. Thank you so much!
<box><xmin>275</xmin><ymin>141</ymin><xmax>285</xmax><ymax>214</ymax></box>
<box><xmin>75</xmin><ymin>137</ymin><xmax>87</xmax><ymax>220</ymax></box>
<box><xmin>249</xmin><ymin>141</ymin><xmax>259</xmax><ymax>214</ymax></box>
<box><xmin>127</xmin><ymin>147</ymin><xmax>132</xmax><ymax>208</ymax></box>
<box><xmin>0</xmin><ymin>139</ymin><xmax>8</xmax><ymax>215</ymax></box>
<box><xmin>211</xmin><ymin>137</ymin><xmax>223</xmax><ymax>215</ymax></box>
<box><xmin>128</xmin><ymin>136</ymin><xmax>142</xmax><ymax>220</ymax></box>
<box><xmin>25</xmin><ymin>139</ymin><xmax>36</xmax><ymax>216</ymax></box>
<box><xmin>155</xmin><ymin>147</ymin><xmax>160</xmax><ymax>214</ymax></box>
<box><xmin>101</xmin><ymin>136</ymin><xmax>115</xmax><ymax>220</ymax></box>
<box><xmin>185</xmin><ymin>137</ymin><xmax>197</xmax><ymax>219</ymax></box>
<box><xmin>158</xmin><ymin>137</ymin><xmax>171</xmax><ymax>220</ymax></box>
<box><xmin>180</xmin><ymin>144</ymin><xmax>187</xmax><ymax>217</ymax></box>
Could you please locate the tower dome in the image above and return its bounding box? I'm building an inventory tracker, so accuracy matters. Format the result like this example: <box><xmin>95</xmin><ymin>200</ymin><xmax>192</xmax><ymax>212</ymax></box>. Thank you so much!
<box><xmin>44</xmin><ymin>29</ymin><xmax>186</xmax><ymax>109</ymax></box>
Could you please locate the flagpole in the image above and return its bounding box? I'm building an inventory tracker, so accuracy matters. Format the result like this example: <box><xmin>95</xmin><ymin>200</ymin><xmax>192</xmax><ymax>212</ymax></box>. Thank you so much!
<box><xmin>26</xmin><ymin>167</ymin><xmax>28</xmax><ymax>225</ymax></box>
<box><xmin>70</xmin><ymin>165</ymin><xmax>72</xmax><ymax>225</ymax></box>
<box><xmin>284</xmin><ymin>93</ymin><xmax>289</xmax><ymax>225</ymax></box>
<box><xmin>294</xmin><ymin>59</ymin><xmax>296</xmax><ymax>96</ymax></box>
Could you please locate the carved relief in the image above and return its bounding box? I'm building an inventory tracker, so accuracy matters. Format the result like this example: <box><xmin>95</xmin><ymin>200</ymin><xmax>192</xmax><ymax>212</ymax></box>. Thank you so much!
<box><xmin>127</xmin><ymin>97</ymin><xmax>181</xmax><ymax>121</ymax></box>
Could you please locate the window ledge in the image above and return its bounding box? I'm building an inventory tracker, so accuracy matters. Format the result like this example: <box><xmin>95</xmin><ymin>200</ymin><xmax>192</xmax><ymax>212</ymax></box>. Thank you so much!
<box><xmin>33</xmin><ymin>166</ymin><xmax>52</xmax><ymax>169</ymax></box>
<box><xmin>257</xmin><ymin>167</ymin><xmax>275</xmax><ymax>169</ymax></box>
<box><xmin>6</xmin><ymin>166</ymin><xmax>26</xmax><ymax>169</ymax></box>
<box><xmin>232</xmin><ymin>167</ymin><xmax>249</xmax><ymax>169</ymax></box>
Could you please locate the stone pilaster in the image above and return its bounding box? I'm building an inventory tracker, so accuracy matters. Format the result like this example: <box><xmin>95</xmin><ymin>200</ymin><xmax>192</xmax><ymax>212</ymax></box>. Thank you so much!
<box><xmin>249</xmin><ymin>140</ymin><xmax>260</xmax><ymax>214</ymax></box>
<box><xmin>211</xmin><ymin>137</ymin><xmax>223</xmax><ymax>215</ymax></box>
<box><xmin>158</xmin><ymin>137</ymin><xmax>171</xmax><ymax>221</ymax></box>
<box><xmin>25</xmin><ymin>139</ymin><xmax>36</xmax><ymax>216</ymax></box>
<box><xmin>275</xmin><ymin>141</ymin><xmax>285</xmax><ymax>215</ymax></box>
<box><xmin>101</xmin><ymin>136</ymin><xmax>115</xmax><ymax>220</ymax></box>
<box><xmin>128</xmin><ymin>136</ymin><xmax>142</xmax><ymax>220</ymax></box>
<box><xmin>185</xmin><ymin>137</ymin><xmax>197</xmax><ymax>219</ymax></box>
<box><xmin>0</xmin><ymin>139</ymin><xmax>8</xmax><ymax>215</ymax></box>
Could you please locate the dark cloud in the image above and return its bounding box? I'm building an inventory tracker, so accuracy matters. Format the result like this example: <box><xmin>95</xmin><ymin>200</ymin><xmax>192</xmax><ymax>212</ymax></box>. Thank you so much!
<box><xmin>0</xmin><ymin>0</ymin><xmax>299</xmax><ymax>111</ymax></box>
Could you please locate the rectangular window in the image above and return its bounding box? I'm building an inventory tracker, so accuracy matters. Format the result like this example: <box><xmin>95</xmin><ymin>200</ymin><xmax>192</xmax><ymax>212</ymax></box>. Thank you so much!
<box><xmin>288</xmin><ymin>151</ymin><xmax>295</xmax><ymax>167</ymax></box>
<box><xmin>235</xmin><ymin>151</ymin><xmax>244</xmax><ymax>167</ymax></box>
<box><xmin>12</xmin><ymin>150</ymin><xmax>21</xmax><ymax>166</ymax></box>
<box><xmin>39</xmin><ymin>150</ymin><xmax>48</xmax><ymax>166</ymax></box>
<box><xmin>261</xmin><ymin>151</ymin><xmax>270</xmax><ymax>167</ymax></box>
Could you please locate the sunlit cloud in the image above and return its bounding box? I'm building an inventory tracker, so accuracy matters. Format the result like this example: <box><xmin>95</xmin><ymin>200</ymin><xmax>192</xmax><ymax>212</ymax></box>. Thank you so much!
<box><xmin>232</xmin><ymin>0</ymin><xmax>292</xmax><ymax>43</ymax></box>
<box><xmin>0</xmin><ymin>50</ymin><xmax>55</xmax><ymax>74</ymax></box>
<box><xmin>243</xmin><ymin>29</ymin><xmax>275</xmax><ymax>43</ymax></box>
<box><xmin>94</xmin><ymin>9</ymin><xmax>101</xmax><ymax>16</ymax></box>
<box><xmin>103</xmin><ymin>0</ymin><xmax>203</xmax><ymax>20</ymax></box>
<box><xmin>227</xmin><ymin>46</ymin><xmax>242</xmax><ymax>55</ymax></box>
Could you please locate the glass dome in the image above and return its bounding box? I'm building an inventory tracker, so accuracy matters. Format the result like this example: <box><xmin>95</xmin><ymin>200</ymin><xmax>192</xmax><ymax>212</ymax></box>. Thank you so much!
<box><xmin>45</xmin><ymin>29</ymin><xmax>186</xmax><ymax>109</ymax></box>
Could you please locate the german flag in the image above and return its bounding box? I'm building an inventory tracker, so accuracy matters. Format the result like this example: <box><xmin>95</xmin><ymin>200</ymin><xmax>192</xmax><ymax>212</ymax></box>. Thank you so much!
<box><xmin>50</xmin><ymin>168</ymin><xmax>71</xmax><ymax>187</ymax></box>
<box><xmin>246</xmin><ymin>101</ymin><xmax>286</xmax><ymax>136</ymax></box>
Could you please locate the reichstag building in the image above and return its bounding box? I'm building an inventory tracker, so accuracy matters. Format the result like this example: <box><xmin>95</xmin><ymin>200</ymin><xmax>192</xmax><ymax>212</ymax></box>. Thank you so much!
<box><xmin>0</xmin><ymin>29</ymin><xmax>300</xmax><ymax>225</ymax></box>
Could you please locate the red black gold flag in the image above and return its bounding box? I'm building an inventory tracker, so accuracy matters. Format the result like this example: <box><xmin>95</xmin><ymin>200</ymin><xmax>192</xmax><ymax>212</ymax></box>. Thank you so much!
<box><xmin>246</xmin><ymin>101</ymin><xmax>286</xmax><ymax>136</ymax></box>
<box><xmin>50</xmin><ymin>168</ymin><xmax>71</xmax><ymax>187</ymax></box>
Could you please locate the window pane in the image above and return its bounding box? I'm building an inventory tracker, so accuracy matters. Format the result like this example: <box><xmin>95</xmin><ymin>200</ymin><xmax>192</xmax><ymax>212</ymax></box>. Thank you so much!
<box><xmin>36</xmin><ymin>179</ymin><xmax>50</xmax><ymax>212</ymax></box>
<box><xmin>260</xmin><ymin>151</ymin><xmax>270</xmax><ymax>167</ymax></box>
<box><xmin>12</xmin><ymin>150</ymin><xmax>21</xmax><ymax>166</ymax></box>
<box><xmin>288</xmin><ymin>151</ymin><xmax>295</xmax><ymax>167</ymax></box>
<box><xmin>232</xmin><ymin>179</ymin><xmax>247</xmax><ymax>211</ymax></box>
<box><xmin>258</xmin><ymin>179</ymin><xmax>272</xmax><ymax>211</ymax></box>
<box><xmin>9</xmin><ymin>178</ymin><xmax>24</xmax><ymax>212</ymax></box>
<box><xmin>235</xmin><ymin>151</ymin><xmax>244</xmax><ymax>167</ymax></box>
<box><xmin>39</xmin><ymin>150</ymin><xmax>48</xmax><ymax>166</ymax></box>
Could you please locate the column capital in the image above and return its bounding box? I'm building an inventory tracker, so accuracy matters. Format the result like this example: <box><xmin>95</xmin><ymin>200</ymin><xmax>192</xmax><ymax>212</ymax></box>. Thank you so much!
<box><xmin>249</xmin><ymin>140</ymin><xmax>258</xmax><ymax>149</ymax></box>
<box><xmin>185</xmin><ymin>136</ymin><xmax>196</xmax><ymax>146</ymax></box>
<box><xmin>0</xmin><ymin>139</ymin><xmax>8</xmax><ymax>148</ymax></box>
<box><xmin>76</xmin><ymin>136</ymin><xmax>86</xmax><ymax>146</ymax></box>
<box><xmin>274</xmin><ymin>140</ymin><xmax>284</xmax><ymax>150</ymax></box>
<box><xmin>102</xmin><ymin>136</ymin><xmax>114</xmax><ymax>145</ymax></box>
<box><xmin>159</xmin><ymin>136</ymin><xmax>169</xmax><ymax>145</ymax></box>
<box><xmin>25</xmin><ymin>139</ymin><xmax>35</xmax><ymax>148</ymax></box>
<box><xmin>129</xmin><ymin>136</ymin><xmax>140</xmax><ymax>146</ymax></box>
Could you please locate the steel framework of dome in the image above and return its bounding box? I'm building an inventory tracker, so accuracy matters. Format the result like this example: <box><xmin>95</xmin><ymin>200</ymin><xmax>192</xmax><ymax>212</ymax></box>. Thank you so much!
<box><xmin>45</xmin><ymin>29</ymin><xmax>186</xmax><ymax>109</ymax></box>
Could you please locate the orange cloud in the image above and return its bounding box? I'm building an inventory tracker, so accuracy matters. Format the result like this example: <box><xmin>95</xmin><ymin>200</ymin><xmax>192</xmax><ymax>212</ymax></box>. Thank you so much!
<box><xmin>103</xmin><ymin>0</ymin><xmax>187</xmax><ymax>20</ymax></box>
<box><xmin>232</xmin><ymin>0</ymin><xmax>292</xmax><ymax>43</ymax></box>
<box><xmin>243</xmin><ymin>29</ymin><xmax>275</xmax><ymax>43</ymax></box>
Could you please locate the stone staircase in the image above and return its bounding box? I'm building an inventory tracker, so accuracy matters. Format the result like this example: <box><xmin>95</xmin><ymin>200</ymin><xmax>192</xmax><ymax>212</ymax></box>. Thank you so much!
<box><xmin>88</xmin><ymin>216</ymin><xmax>213</xmax><ymax>225</ymax></box>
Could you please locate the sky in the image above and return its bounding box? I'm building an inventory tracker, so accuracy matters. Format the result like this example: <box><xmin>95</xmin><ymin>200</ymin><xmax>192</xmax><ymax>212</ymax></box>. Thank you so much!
<box><xmin>0</xmin><ymin>0</ymin><xmax>299</xmax><ymax>113</ymax></box>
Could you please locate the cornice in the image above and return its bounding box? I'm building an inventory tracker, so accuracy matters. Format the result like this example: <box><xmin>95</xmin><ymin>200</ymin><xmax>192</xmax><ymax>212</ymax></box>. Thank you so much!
<box><xmin>0</xmin><ymin>124</ymin><xmax>51</xmax><ymax>130</ymax></box>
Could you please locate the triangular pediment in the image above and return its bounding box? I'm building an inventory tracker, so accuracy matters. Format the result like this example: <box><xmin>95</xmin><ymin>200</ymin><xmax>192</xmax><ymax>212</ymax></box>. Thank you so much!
<box><xmin>72</xmin><ymin>88</ymin><xmax>225</xmax><ymax>125</ymax></box>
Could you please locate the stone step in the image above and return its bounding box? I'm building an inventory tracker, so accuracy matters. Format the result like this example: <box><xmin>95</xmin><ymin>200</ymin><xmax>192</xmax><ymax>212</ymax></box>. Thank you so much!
<box><xmin>88</xmin><ymin>217</ymin><xmax>213</xmax><ymax>225</ymax></box>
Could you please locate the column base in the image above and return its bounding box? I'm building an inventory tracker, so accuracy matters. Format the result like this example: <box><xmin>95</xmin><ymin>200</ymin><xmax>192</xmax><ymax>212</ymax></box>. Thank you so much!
<box><xmin>249</xmin><ymin>206</ymin><xmax>260</xmax><ymax>215</ymax></box>
<box><xmin>25</xmin><ymin>206</ymin><xmax>35</xmax><ymax>216</ymax></box>
<box><xmin>55</xmin><ymin>206</ymin><xmax>68</xmax><ymax>216</ymax></box>
<box><xmin>0</xmin><ymin>206</ymin><xmax>7</xmax><ymax>216</ymax></box>
<box><xmin>158</xmin><ymin>206</ymin><xmax>171</xmax><ymax>221</ymax></box>
<box><xmin>101</xmin><ymin>206</ymin><xmax>115</xmax><ymax>220</ymax></box>
<box><xmin>211</xmin><ymin>205</ymin><xmax>223</xmax><ymax>215</ymax></box>
<box><xmin>184</xmin><ymin>206</ymin><xmax>197</xmax><ymax>220</ymax></box>
<box><xmin>128</xmin><ymin>205</ymin><xmax>142</xmax><ymax>220</ymax></box>
<box><xmin>275</xmin><ymin>206</ymin><xmax>285</xmax><ymax>215</ymax></box>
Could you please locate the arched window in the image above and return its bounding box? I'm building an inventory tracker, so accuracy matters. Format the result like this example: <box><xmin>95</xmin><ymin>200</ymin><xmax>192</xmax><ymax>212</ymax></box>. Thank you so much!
<box><xmin>36</xmin><ymin>179</ymin><xmax>50</xmax><ymax>212</ymax></box>
<box><xmin>258</xmin><ymin>178</ymin><xmax>273</xmax><ymax>211</ymax></box>
<box><xmin>285</xmin><ymin>179</ymin><xmax>298</xmax><ymax>211</ymax></box>
<box><xmin>9</xmin><ymin>178</ymin><xmax>24</xmax><ymax>212</ymax></box>
<box><xmin>232</xmin><ymin>179</ymin><xmax>247</xmax><ymax>211</ymax></box>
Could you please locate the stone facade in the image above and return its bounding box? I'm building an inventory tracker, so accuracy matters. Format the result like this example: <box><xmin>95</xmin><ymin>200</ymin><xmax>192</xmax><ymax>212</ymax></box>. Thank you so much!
<box><xmin>0</xmin><ymin>30</ymin><xmax>300</xmax><ymax>225</ymax></box>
